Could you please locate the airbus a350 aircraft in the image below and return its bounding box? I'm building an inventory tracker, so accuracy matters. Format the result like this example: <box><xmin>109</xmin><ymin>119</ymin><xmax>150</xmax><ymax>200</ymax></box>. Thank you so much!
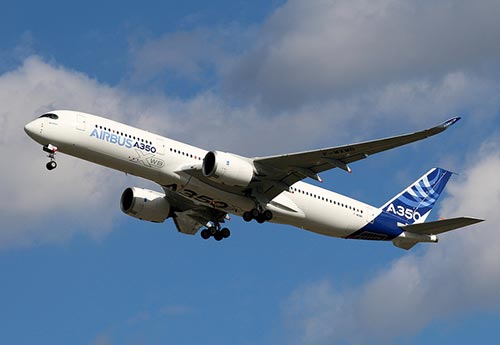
<box><xmin>24</xmin><ymin>111</ymin><xmax>483</xmax><ymax>249</ymax></box>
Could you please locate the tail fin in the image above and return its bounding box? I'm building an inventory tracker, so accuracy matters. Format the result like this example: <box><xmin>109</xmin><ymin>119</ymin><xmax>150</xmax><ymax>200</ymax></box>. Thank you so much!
<box><xmin>380</xmin><ymin>168</ymin><xmax>453</xmax><ymax>225</ymax></box>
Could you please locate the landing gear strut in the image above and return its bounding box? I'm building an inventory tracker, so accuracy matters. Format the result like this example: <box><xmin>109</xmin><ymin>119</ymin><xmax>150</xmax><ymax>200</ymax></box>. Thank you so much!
<box><xmin>243</xmin><ymin>208</ymin><xmax>273</xmax><ymax>223</ymax></box>
<box><xmin>200</xmin><ymin>222</ymin><xmax>231</xmax><ymax>241</ymax></box>
<box><xmin>43</xmin><ymin>144</ymin><xmax>58</xmax><ymax>170</ymax></box>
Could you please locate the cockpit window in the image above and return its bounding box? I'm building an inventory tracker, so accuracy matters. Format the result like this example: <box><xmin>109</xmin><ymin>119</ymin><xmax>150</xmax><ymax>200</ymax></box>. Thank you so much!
<box><xmin>39</xmin><ymin>113</ymin><xmax>59</xmax><ymax>120</ymax></box>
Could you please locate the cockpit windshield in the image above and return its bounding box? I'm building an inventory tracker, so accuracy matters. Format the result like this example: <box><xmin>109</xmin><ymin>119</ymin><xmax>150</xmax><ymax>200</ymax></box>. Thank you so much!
<box><xmin>39</xmin><ymin>113</ymin><xmax>59</xmax><ymax>120</ymax></box>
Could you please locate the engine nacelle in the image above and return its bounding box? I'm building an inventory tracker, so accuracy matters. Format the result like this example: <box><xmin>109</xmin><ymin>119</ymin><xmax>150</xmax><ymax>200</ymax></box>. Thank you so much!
<box><xmin>202</xmin><ymin>151</ymin><xmax>255</xmax><ymax>187</ymax></box>
<box><xmin>120</xmin><ymin>187</ymin><xmax>170</xmax><ymax>223</ymax></box>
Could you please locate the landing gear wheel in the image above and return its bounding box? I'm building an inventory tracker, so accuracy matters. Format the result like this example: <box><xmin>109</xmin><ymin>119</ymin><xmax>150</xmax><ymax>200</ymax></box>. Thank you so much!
<box><xmin>214</xmin><ymin>231</ymin><xmax>223</xmax><ymax>241</ymax></box>
<box><xmin>243</xmin><ymin>211</ymin><xmax>253</xmax><ymax>222</ymax></box>
<box><xmin>208</xmin><ymin>227</ymin><xmax>217</xmax><ymax>236</ymax></box>
<box><xmin>200</xmin><ymin>229</ymin><xmax>211</xmax><ymax>239</ymax></box>
<box><xmin>221</xmin><ymin>228</ymin><xmax>230</xmax><ymax>238</ymax></box>
<box><xmin>46</xmin><ymin>161</ymin><xmax>57</xmax><ymax>170</ymax></box>
<box><xmin>250</xmin><ymin>208</ymin><xmax>260</xmax><ymax>219</ymax></box>
<box><xmin>263</xmin><ymin>210</ymin><xmax>273</xmax><ymax>221</ymax></box>
<box><xmin>256</xmin><ymin>214</ymin><xmax>266</xmax><ymax>224</ymax></box>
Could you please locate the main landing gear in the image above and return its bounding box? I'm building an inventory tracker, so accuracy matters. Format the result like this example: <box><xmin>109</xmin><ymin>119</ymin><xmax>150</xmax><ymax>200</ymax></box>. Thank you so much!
<box><xmin>200</xmin><ymin>223</ymin><xmax>231</xmax><ymax>241</ymax></box>
<box><xmin>242</xmin><ymin>208</ymin><xmax>273</xmax><ymax>224</ymax></box>
<box><xmin>43</xmin><ymin>144</ymin><xmax>58</xmax><ymax>170</ymax></box>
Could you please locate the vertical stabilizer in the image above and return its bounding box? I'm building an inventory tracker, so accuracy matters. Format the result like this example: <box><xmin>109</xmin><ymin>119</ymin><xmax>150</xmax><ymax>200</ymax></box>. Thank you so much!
<box><xmin>380</xmin><ymin>168</ymin><xmax>453</xmax><ymax>225</ymax></box>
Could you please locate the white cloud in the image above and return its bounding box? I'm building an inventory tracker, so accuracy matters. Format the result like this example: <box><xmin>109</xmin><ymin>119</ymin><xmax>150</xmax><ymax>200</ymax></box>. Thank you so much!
<box><xmin>127</xmin><ymin>26</ymin><xmax>244</xmax><ymax>90</ymax></box>
<box><xmin>0</xmin><ymin>57</ymin><xmax>131</xmax><ymax>249</ymax></box>
<box><xmin>225</xmin><ymin>0</ymin><xmax>500</xmax><ymax>109</ymax></box>
<box><xmin>129</xmin><ymin>29</ymin><xmax>219</xmax><ymax>84</ymax></box>
<box><xmin>285</xmin><ymin>280</ymin><xmax>356</xmax><ymax>344</ymax></box>
<box><xmin>90</xmin><ymin>333</ymin><xmax>112</xmax><ymax>345</ymax></box>
<box><xmin>283</xmin><ymin>139</ymin><xmax>500</xmax><ymax>344</ymax></box>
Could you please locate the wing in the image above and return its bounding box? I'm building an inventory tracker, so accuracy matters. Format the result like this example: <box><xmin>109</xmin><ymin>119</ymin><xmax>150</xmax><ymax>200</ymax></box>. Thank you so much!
<box><xmin>162</xmin><ymin>187</ymin><xmax>227</xmax><ymax>235</ymax></box>
<box><xmin>251</xmin><ymin>117</ymin><xmax>461</xmax><ymax>200</ymax></box>
<box><xmin>173</xmin><ymin>210</ymin><xmax>211</xmax><ymax>235</ymax></box>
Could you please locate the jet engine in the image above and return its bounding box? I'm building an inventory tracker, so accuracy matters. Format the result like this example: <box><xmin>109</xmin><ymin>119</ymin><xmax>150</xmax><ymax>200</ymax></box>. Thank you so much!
<box><xmin>120</xmin><ymin>187</ymin><xmax>170</xmax><ymax>223</ymax></box>
<box><xmin>202</xmin><ymin>151</ymin><xmax>255</xmax><ymax>187</ymax></box>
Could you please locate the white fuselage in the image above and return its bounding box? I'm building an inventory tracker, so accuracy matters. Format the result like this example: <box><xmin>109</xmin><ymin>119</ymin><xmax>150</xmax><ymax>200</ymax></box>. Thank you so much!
<box><xmin>25</xmin><ymin>110</ymin><xmax>380</xmax><ymax>238</ymax></box>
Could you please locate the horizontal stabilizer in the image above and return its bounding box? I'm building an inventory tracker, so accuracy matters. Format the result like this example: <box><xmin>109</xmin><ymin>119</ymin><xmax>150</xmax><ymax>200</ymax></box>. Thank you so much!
<box><xmin>398</xmin><ymin>217</ymin><xmax>484</xmax><ymax>235</ymax></box>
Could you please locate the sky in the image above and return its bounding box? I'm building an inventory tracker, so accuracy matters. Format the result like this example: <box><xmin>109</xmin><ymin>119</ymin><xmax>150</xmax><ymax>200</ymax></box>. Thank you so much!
<box><xmin>1</xmin><ymin>0</ymin><xmax>500</xmax><ymax>344</ymax></box>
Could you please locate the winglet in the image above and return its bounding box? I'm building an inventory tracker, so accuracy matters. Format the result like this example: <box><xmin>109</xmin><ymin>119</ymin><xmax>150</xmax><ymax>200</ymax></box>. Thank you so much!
<box><xmin>440</xmin><ymin>116</ymin><xmax>461</xmax><ymax>129</ymax></box>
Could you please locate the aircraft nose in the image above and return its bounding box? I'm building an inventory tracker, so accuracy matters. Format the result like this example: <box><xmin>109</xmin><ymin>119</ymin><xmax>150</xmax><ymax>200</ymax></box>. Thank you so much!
<box><xmin>24</xmin><ymin>120</ymin><xmax>39</xmax><ymax>138</ymax></box>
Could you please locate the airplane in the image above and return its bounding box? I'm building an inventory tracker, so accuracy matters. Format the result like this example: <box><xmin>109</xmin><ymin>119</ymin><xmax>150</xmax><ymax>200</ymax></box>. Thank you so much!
<box><xmin>24</xmin><ymin>111</ymin><xmax>483</xmax><ymax>250</ymax></box>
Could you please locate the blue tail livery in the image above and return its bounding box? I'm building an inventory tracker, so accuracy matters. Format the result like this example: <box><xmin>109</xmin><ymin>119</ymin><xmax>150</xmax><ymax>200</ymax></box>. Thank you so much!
<box><xmin>380</xmin><ymin>168</ymin><xmax>453</xmax><ymax>224</ymax></box>
<box><xmin>347</xmin><ymin>168</ymin><xmax>476</xmax><ymax>249</ymax></box>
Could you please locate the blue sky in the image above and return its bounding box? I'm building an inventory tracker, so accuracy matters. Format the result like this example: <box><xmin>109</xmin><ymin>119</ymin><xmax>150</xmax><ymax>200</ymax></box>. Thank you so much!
<box><xmin>1</xmin><ymin>1</ymin><xmax>500</xmax><ymax>344</ymax></box>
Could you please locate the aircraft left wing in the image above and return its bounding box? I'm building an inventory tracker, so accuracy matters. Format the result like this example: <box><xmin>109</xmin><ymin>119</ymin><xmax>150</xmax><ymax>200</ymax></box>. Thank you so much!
<box><xmin>162</xmin><ymin>187</ymin><xmax>227</xmax><ymax>235</ymax></box>
<box><xmin>251</xmin><ymin>117</ymin><xmax>460</xmax><ymax>200</ymax></box>
<box><xmin>173</xmin><ymin>210</ymin><xmax>211</xmax><ymax>235</ymax></box>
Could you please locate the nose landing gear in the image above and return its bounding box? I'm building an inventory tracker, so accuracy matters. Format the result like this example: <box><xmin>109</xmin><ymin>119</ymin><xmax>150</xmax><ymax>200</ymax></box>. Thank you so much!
<box><xmin>43</xmin><ymin>144</ymin><xmax>58</xmax><ymax>170</ymax></box>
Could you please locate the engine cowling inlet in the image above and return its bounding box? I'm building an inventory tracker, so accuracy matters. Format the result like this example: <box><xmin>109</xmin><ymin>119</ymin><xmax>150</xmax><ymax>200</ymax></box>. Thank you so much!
<box><xmin>202</xmin><ymin>151</ymin><xmax>255</xmax><ymax>187</ymax></box>
<box><xmin>120</xmin><ymin>187</ymin><xmax>170</xmax><ymax>223</ymax></box>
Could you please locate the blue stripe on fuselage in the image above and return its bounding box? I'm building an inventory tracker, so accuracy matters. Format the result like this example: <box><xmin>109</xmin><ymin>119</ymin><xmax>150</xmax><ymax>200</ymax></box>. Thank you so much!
<box><xmin>347</xmin><ymin>211</ymin><xmax>403</xmax><ymax>240</ymax></box>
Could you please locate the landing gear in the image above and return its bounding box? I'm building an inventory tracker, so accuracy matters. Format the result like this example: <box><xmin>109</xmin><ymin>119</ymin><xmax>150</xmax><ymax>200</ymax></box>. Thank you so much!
<box><xmin>243</xmin><ymin>208</ymin><xmax>273</xmax><ymax>223</ymax></box>
<box><xmin>43</xmin><ymin>144</ymin><xmax>58</xmax><ymax>171</ymax></box>
<box><xmin>200</xmin><ymin>223</ymin><xmax>231</xmax><ymax>241</ymax></box>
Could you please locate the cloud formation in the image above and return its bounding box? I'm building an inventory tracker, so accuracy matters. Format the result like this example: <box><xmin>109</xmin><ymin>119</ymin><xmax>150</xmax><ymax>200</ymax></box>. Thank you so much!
<box><xmin>225</xmin><ymin>0</ymin><xmax>500</xmax><ymax>109</ymax></box>
<box><xmin>128</xmin><ymin>28</ymin><xmax>227</xmax><ymax>86</ymax></box>
<box><xmin>0</xmin><ymin>57</ymin><xmax>132</xmax><ymax>248</ymax></box>
<box><xmin>284</xmin><ymin>140</ymin><xmax>500</xmax><ymax>344</ymax></box>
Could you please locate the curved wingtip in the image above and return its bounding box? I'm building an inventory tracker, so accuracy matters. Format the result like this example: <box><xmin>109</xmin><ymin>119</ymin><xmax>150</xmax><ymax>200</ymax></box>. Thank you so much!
<box><xmin>441</xmin><ymin>116</ymin><xmax>461</xmax><ymax>129</ymax></box>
